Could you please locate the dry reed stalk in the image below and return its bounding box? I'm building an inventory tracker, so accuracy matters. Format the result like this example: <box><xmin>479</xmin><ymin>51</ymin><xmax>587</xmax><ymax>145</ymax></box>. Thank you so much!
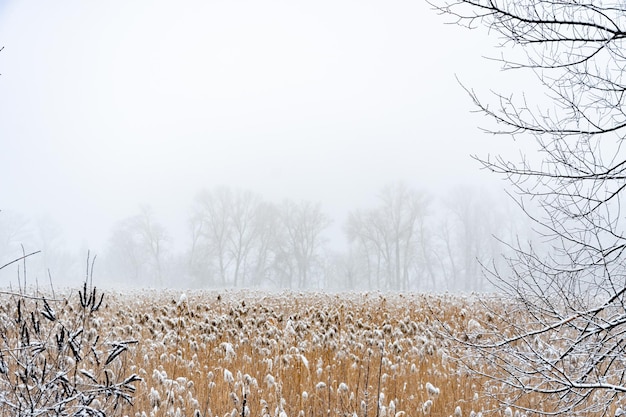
<box><xmin>4</xmin><ymin>289</ymin><xmax>568</xmax><ymax>417</ymax></box>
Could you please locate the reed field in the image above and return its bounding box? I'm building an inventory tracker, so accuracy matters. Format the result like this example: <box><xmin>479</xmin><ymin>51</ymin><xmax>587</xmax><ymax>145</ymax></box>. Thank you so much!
<box><xmin>0</xmin><ymin>287</ymin><xmax>560</xmax><ymax>417</ymax></box>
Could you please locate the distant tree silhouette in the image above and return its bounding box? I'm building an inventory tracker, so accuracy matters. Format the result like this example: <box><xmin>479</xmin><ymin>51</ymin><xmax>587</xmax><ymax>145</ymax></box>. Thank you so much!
<box><xmin>346</xmin><ymin>183</ymin><xmax>429</xmax><ymax>291</ymax></box>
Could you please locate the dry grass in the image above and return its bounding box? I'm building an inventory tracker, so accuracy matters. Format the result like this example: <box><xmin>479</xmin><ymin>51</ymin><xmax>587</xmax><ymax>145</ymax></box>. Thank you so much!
<box><xmin>91</xmin><ymin>290</ymin><xmax>504</xmax><ymax>417</ymax></box>
<box><xmin>0</xmin><ymin>288</ymin><xmax>569</xmax><ymax>417</ymax></box>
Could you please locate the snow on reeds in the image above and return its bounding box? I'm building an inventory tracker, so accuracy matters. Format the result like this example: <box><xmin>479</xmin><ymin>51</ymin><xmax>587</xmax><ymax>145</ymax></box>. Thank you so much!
<box><xmin>0</xmin><ymin>289</ymin><xmax>548</xmax><ymax>417</ymax></box>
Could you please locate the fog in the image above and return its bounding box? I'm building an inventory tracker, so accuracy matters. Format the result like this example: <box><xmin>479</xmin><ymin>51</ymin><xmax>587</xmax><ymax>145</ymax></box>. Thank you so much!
<box><xmin>0</xmin><ymin>1</ymin><xmax>534</xmax><ymax>290</ymax></box>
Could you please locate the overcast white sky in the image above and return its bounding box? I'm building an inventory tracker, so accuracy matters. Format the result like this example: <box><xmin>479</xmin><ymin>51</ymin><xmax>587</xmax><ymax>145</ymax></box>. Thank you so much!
<box><xmin>0</xmin><ymin>0</ymin><xmax>516</xmax><ymax>253</ymax></box>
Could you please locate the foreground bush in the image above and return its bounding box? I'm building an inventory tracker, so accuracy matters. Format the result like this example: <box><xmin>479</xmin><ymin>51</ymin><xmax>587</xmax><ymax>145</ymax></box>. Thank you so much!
<box><xmin>0</xmin><ymin>282</ymin><xmax>140</xmax><ymax>416</ymax></box>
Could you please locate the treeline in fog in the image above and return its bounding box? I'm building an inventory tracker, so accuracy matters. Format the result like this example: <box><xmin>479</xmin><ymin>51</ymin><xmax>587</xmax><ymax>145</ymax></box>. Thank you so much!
<box><xmin>0</xmin><ymin>183</ymin><xmax>529</xmax><ymax>292</ymax></box>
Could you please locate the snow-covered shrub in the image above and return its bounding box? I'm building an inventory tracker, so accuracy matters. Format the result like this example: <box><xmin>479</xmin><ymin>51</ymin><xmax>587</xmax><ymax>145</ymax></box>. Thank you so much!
<box><xmin>0</xmin><ymin>281</ymin><xmax>141</xmax><ymax>416</ymax></box>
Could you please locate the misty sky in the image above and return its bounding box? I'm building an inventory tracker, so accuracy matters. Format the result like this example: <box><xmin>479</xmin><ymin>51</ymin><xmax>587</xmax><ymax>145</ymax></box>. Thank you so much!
<box><xmin>0</xmin><ymin>0</ymin><xmax>514</xmax><ymax>252</ymax></box>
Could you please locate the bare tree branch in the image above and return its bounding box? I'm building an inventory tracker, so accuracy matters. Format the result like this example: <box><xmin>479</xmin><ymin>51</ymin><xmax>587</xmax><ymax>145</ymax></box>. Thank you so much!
<box><xmin>430</xmin><ymin>0</ymin><xmax>626</xmax><ymax>415</ymax></box>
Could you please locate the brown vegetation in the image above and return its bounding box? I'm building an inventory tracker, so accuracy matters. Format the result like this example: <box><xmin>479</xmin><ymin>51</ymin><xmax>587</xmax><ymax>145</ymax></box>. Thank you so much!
<box><xmin>1</xmin><ymin>287</ymin><xmax>566</xmax><ymax>417</ymax></box>
<box><xmin>98</xmin><ymin>290</ymin><xmax>496</xmax><ymax>417</ymax></box>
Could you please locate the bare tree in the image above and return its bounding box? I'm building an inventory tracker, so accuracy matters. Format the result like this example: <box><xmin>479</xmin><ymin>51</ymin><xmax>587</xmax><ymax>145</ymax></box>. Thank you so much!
<box><xmin>345</xmin><ymin>210</ymin><xmax>386</xmax><ymax>290</ymax></box>
<box><xmin>189</xmin><ymin>187</ymin><xmax>263</xmax><ymax>287</ymax></box>
<box><xmin>188</xmin><ymin>188</ymin><xmax>330</xmax><ymax>289</ymax></box>
<box><xmin>248</xmin><ymin>202</ymin><xmax>282</xmax><ymax>287</ymax></box>
<box><xmin>275</xmin><ymin>200</ymin><xmax>331</xmax><ymax>289</ymax></box>
<box><xmin>326</xmin><ymin>248</ymin><xmax>361</xmax><ymax>290</ymax></box>
<box><xmin>431</xmin><ymin>1</ymin><xmax>626</xmax><ymax>415</ymax></box>
<box><xmin>346</xmin><ymin>183</ymin><xmax>430</xmax><ymax>291</ymax></box>
<box><xmin>228</xmin><ymin>189</ymin><xmax>262</xmax><ymax>287</ymax></box>
<box><xmin>190</xmin><ymin>187</ymin><xmax>233</xmax><ymax>286</ymax></box>
<box><xmin>107</xmin><ymin>220</ymin><xmax>147</xmax><ymax>285</ymax></box>
<box><xmin>438</xmin><ymin>186</ymin><xmax>506</xmax><ymax>292</ymax></box>
<box><xmin>32</xmin><ymin>216</ymin><xmax>77</xmax><ymax>285</ymax></box>
<box><xmin>135</xmin><ymin>206</ymin><xmax>169</xmax><ymax>287</ymax></box>
<box><xmin>0</xmin><ymin>210</ymin><xmax>31</xmax><ymax>263</ymax></box>
<box><xmin>106</xmin><ymin>206</ymin><xmax>169</xmax><ymax>287</ymax></box>
<box><xmin>0</xmin><ymin>211</ymin><xmax>35</xmax><ymax>284</ymax></box>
